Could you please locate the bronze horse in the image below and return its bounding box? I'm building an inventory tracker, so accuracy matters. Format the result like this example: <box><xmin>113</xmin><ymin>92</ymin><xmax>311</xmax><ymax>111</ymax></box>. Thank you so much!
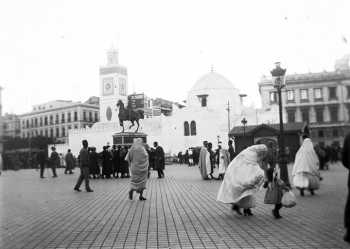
<box><xmin>116</xmin><ymin>99</ymin><xmax>144</xmax><ymax>133</ymax></box>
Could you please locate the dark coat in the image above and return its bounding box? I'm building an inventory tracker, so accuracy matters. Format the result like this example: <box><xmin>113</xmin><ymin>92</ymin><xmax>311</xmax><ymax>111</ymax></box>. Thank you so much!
<box><xmin>342</xmin><ymin>133</ymin><xmax>350</xmax><ymax>228</ymax></box>
<box><xmin>89</xmin><ymin>151</ymin><xmax>100</xmax><ymax>175</ymax></box>
<box><xmin>49</xmin><ymin>151</ymin><xmax>60</xmax><ymax>167</ymax></box>
<box><xmin>119</xmin><ymin>148</ymin><xmax>129</xmax><ymax>174</ymax></box>
<box><xmin>101</xmin><ymin>150</ymin><xmax>112</xmax><ymax>176</ymax></box>
<box><xmin>36</xmin><ymin>151</ymin><xmax>47</xmax><ymax>164</ymax></box>
<box><xmin>228</xmin><ymin>145</ymin><xmax>236</xmax><ymax>162</ymax></box>
<box><xmin>111</xmin><ymin>149</ymin><xmax>120</xmax><ymax>173</ymax></box>
<box><xmin>154</xmin><ymin>146</ymin><xmax>165</xmax><ymax>170</ymax></box>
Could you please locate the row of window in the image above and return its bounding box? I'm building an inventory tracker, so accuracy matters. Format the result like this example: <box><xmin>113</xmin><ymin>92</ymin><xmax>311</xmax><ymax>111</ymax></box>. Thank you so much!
<box><xmin>22</xmin><ymin>111</ymin><xmax>99</xmax><ymax>129</ymax></box>
<box><xmin>21</xmin><ymin>124</ymin><xmax>83</xmax><ymax>138</ymax></box>
<box><xmin>286</xmin><ymin>105</ymin><xmax>341</xmax><ymax>123</ymax></box>
<box><xmin>313</xmin><ymin>128</ymin><xmax>340</xmax><ymax>138</ymax></box>
<box><xmin>184</xmin><ymin>121</ymin><xmax>197</xmax><ymax>136</ymax></box>
<box><xmin>269</xmin><ymin>86</ymin><xmax>346</xmax><ymax>104</ymax></box>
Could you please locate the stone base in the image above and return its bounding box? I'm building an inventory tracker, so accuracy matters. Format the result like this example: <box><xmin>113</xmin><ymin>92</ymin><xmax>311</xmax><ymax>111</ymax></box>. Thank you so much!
<box><xmin>112</xmin><ymin>132</ymin><xmax>147</xmax><ymax>147</ymax></box>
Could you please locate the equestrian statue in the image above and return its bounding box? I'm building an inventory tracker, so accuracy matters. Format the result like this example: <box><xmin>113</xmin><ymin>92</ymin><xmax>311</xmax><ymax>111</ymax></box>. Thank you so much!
<box><xmin>116</xmin><ymin>99</ymin><xmax>144</xmax><ymax>133</ymax></box>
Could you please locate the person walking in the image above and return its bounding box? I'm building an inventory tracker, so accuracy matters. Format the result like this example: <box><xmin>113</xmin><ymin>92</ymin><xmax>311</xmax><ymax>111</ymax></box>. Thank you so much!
<box><xmin>49</xmin><ymin>147</ymin><xmax>59</xmax><ymax>177</ymax></box>
<box><xmin>342</xmin><ymin>132</ymin><xmax>350</xmax><ymax>243</ymax></box>
<box><xmin>64</xmin><ymin>149</ymin><xmax>75</xmax><ymax>174</ymax></box>
<box><xmin>36</xmin><ymin>147</ymin><xmax>47</xmax><ymax>178</ymax></box>
<box><xmin>292</xmin><ymin>135</ymin><xmax>321</xmax><ymax>196</ymax></box>
<box><xmin>217</xmin><ymin>144</ymin><xmax>267</xmax><ymax>216</ymax></box>
<box><xmin>126</xmin><ymin>138</ymin><xmax>149</xmax><ymax>201</ymax></box>
<box><xmin>154</xmin><ymin>141</ymin><xmax>165</xmax><ymax>178</ymax></box>
<box><xmin>74</xmin><ymin>140</ymin><xmax>93</xmax><ymax>192</ymax></box>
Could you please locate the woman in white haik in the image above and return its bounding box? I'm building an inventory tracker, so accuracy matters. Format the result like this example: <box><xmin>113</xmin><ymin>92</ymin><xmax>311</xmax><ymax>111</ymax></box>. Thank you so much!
<box><xmin>217</xmin><ymin>144</ymin><xmax>267</xmax><ymax>216</ymax></box>
<box><xmin>292</xmin><ymin>135</ymin><xmax>321</xmax><ymax>196</ymax></box>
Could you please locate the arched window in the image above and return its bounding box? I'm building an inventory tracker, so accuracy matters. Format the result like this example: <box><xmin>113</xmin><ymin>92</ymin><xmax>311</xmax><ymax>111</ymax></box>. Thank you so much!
<box><xmin>190</xmin><ymin>121</ymin><xmax>197</xmax><ymax>136</ymax></box>
<box><xmin>184</xmin><ymin>121</ymin><xmax>190</xmax><ymax>136</ymax></box>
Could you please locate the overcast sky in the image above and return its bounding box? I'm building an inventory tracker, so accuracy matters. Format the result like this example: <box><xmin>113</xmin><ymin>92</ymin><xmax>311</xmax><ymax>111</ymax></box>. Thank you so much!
<box><xmin>1</xmin><ymin>0</ymin><xmax>350</xmax><ymax>114</ymax></box>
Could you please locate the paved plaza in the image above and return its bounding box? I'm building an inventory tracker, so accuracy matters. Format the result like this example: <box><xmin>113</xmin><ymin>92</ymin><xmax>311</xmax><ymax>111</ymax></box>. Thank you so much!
<box><xmin>0</xmin><ymin>164</ymin><xmax>349</xmax><ymax>249</ymax></box>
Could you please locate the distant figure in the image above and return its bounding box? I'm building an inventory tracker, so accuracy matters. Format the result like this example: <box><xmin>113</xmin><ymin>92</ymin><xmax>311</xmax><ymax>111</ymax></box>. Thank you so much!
<box><xmin>188</xmin><ymin>149</ymin><xmax>194</xmax><ymax>166</ymax></box>
<box><xmin>49</xmin><ymin>147</ymin><xmax>59</xmax><ymax>177</ymax></box>
<box><xmin>314</xmin><ymin>144</ymin><xmax>326</xmax><ymax>170</ymax></box>
<box><xmin>89</xmin><ymin>147</ymin><xmax>100</xmax><ymax>179</ymax></box>
<box><xmin>198</xmin><ymin>141</ymin><xmax>211</xmax><ymax>180</ymax></box>
<box><xmin>111</xmin><ymin>145</ymin><xmax>119</xmax><ymax>178</ymax></box>
<box><xmin>101</xmin><ymin>146</ymin><xmax>112</xmax><ymax>179</ymax></box>
<box><xmin>228</xmin><ymin>140</ymin><xmax>236</xmax><ymax>162</ymax></box>
<box><xmin>0</xmin><ymin>153</ymin><xmax>2</xmax><ymax>175</ymax></box>
<box><xmin>217</xmin><ymin>144</ymin><xmax>267</xmax><ymax>216</ymax></box>
<box><xmin>64</xmin><ymin>149</ymin><xmax>75</xmax><ymax>174</ymax></box>
<box><xmin>207</xmin><ymin>143</ymin><xmax>216</xmax><ymax>178</ymax></box>
<box><xmin>217</xmin><ymin>143</ymin><xmax>230</xmax><ymax>180</ymax></box>
<box><xmin>119</xmin><ymin>146</ymin><xmax>130</xmax><ymax>178</ymax></box>
<box><xmin>36</xmin><ymin>147</ymin><xmax>47</xmax><ymax>178</ymax></box>
<box><xmin>154</xmin><ymin>141</ymin><xmax>165</xmax><ymax>178</ymax></box>
<box><xmin>74</xmin><ymin>140</ymin><xmax>93</xmax><ymax>192</ymax></box>
<box><xmin>292</xmin><ymin>136</ymin><xmax>321</xmax><ymax>196</ymax></box>
<box><xmin>59</xmin><ymin>153</ymin><xmax>65</xmax><ymax>168</ymax></box>
<box><xmin>126</xmin><ymin>138</ymin><xmax>149</xmax><ymax>201</ymax></box>
<box><xmin>342</xmin><ymin>132</ymin><xmax>350</xmax><ymax>243</ymax></box>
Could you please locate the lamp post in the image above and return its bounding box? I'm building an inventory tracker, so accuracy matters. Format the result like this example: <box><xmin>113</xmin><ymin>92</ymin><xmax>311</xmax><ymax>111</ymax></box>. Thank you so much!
<box><xmin>241</xmin><ymin>117</ymin><xmax>247</xmax><ymax>137</ymax></box>
<box><xmin>270</xmin><ymin>62</ymin><xmax>289</xmax><ymax>186</ymax></box>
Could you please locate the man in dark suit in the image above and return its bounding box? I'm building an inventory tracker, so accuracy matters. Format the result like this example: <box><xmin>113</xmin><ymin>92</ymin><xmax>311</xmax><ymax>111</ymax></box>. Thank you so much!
<box><xmin>74</xmin><ymin>140</ymin><xmax>93</xmax><ymax>192</ymax></box>
<box><xmin>49</xmin><ymin>147</ymin><xmax>59</xmax><ymax>177</ymax></box>
<box><xmin>153</xmin><ymin>141</ymin><xmax>165</xmax><ymax>178</ymax></box>
<box><xmin>36</xmin><ymin>147</ymin><xmax>47</xmax><ymax>178</ymax></box>
<box><xmin>342</xmin><ymin>133</ymin><xmax>350</xmax><ymax>243</ymax></box>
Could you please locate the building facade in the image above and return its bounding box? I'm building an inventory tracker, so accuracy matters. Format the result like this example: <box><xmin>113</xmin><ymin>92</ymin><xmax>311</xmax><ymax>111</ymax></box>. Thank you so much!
<box><xmin>20</xmin><ymin>98</ymin><xmax>99</xmax><ymax>143</ymax></box>
<box><xmin>258</xmin><ymin>55</ymin><xmax>350</xmax><ymax>146</ymax></box>
<box><xmin>2</xmin><ymin>114</ymin><xmax>21</xmax><ymax>138</ymax></box>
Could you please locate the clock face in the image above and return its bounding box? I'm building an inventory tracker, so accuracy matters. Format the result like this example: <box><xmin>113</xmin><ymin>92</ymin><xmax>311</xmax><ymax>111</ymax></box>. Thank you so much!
<box><xmin>103</xmin><ymin>77</ymin><xmax>114</xmax><ymax>96</ymax></box>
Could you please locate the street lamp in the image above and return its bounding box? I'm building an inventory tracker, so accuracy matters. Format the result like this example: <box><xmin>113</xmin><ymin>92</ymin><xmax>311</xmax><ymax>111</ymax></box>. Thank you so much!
<box><xmin>270</xmin><ymin>62</ymin><xmax>289</xmax><ymax>186</ymax></box>
<box><xmin>241</xmin><ymin>117</ymin><xmax>247</xmax><ymax>137</ymax></box>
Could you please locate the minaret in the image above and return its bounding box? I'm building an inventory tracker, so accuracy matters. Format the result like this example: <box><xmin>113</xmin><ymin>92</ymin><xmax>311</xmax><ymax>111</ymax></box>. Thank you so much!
<box><xmin>107</xmin><ymin>47</ymin><xmax>119</xmax><ymax>65</ymax></box>
<box><xmin>99</xmin><ymin>48</ymin><xmax>128</xmax><ymax>123</ymax></box>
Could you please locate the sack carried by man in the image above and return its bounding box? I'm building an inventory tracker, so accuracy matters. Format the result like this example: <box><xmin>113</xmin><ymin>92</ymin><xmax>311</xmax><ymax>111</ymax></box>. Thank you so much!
<box><xmin>281</xmin><ymin>191</ymin><xmax>296</xmax><ymax>208</ymax></box>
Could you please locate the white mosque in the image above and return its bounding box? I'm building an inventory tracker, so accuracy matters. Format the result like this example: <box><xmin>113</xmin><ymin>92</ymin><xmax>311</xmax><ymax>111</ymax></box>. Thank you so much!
<box><xmin>61</xmin><ymin>48</ymin><xmax>278</xmax><ymax>155</ymax></box>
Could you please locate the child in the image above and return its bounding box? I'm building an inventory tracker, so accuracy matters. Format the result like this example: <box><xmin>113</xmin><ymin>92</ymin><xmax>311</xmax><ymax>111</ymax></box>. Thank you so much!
<box><xmin>264</xmin><ymin>166</ymin><xmax>290</xmax><ymax>219</ymax></box>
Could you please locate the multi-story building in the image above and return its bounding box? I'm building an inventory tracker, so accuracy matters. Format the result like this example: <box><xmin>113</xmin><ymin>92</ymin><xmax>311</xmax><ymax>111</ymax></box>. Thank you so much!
<box><xmin>19</xmin><ymin>98</ymin><xmax>99</xmax><ymax>143</ymax></box>
<box><xmin>128</xmin><ymin>93</ymin><xmax>173</xmax><ymax>118</ymax></box>
<box><xmin>2</xmin><ymin>114</ymin><xmax>21</xmax><ymax>138</ymax></box>
<box><xmin>258</xmin><ymin>54</ymin><xmax>350</xmax><ymax>146</ymax></box>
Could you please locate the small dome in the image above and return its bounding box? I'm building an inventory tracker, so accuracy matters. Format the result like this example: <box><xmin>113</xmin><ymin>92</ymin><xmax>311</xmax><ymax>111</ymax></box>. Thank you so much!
<box><xmin>190</xmin><ymin>71</ymin><xmax>235</xmax><ymax>92</ymax></box>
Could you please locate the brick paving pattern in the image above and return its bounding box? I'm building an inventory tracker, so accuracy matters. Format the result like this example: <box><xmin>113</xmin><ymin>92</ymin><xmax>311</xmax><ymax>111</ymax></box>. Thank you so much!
<box><xmin>0</xmin><ymin>164</ymin><xmax>349</xmax><ymax>249</ymax></box>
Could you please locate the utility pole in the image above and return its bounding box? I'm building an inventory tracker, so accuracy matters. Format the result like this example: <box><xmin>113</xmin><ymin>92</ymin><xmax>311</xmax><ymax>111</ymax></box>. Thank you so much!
<box><xmin>226</xmin><ymin>101</ymin><xmax>231</xmax><ymax>134</ymax></box>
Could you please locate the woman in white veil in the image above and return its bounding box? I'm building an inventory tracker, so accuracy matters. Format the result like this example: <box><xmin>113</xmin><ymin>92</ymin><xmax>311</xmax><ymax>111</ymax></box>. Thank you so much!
<box><xmin>217</xmin><ymin>144</ymin><xmax>267</xmax><ymax>216</ymax></box>
<box><xmin>292</xmin><ymin>136</ymin><xmax>321</xmax><ymax>196</ymax></box>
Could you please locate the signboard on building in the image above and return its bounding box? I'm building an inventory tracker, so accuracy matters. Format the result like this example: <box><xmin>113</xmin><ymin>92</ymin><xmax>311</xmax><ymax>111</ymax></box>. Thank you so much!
<box><xmin>128</xmin><ymin>94</ymin><xmax>145</xmax><ymax>110</ymax></box>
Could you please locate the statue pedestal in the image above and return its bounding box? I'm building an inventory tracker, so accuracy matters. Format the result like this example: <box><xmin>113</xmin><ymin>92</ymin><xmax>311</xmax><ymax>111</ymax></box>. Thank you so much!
<box><xmin>112</xmin><ymin>132</ymin><xmax>147</xmax><ymax>147</ymax></box>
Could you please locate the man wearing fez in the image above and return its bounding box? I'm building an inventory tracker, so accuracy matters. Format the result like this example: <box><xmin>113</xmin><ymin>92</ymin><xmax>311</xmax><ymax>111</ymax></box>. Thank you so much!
<box><xmin>154</xmin><ymin>141</ymin><xmax>165</xmax><ymax>178</ymax></box>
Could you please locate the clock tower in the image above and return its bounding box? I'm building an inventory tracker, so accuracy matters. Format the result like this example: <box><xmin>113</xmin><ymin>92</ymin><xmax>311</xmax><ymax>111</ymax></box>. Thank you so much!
<box><xmin>99</xmin><ymin>48</ymin><xmax>128</xmax><ymax>123</ymax></box>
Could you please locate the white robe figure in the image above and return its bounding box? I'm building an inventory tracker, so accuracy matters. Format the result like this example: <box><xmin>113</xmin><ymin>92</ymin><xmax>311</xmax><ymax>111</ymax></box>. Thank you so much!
<box><xmin>217</xmin><ymin>145</ymin><xmax>266</xmax><ymax>207</ymax></box>
<box><xmin>292</xmin><ymin>138</ymin><xmax>320</xmax><ymax>190</ymax></box>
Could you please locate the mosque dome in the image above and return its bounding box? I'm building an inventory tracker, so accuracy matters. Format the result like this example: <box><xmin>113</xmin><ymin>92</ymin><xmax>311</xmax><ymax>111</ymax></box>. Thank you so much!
<box><xmin>190</xmin><ymin>71</ymin><xmax>235</xmax><ymax>93</ymax></box>
<box><xmin>187</xmin><ymin>70</ymin><xmax>242</xmax><ymax>114</ymax></box>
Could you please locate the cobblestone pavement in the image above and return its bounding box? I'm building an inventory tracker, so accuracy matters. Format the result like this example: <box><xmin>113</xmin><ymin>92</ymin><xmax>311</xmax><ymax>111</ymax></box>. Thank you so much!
<box><xmin>0</xmin><ymin>164</ymin><xmax>349</xmax><ymax>249</ymax></box>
